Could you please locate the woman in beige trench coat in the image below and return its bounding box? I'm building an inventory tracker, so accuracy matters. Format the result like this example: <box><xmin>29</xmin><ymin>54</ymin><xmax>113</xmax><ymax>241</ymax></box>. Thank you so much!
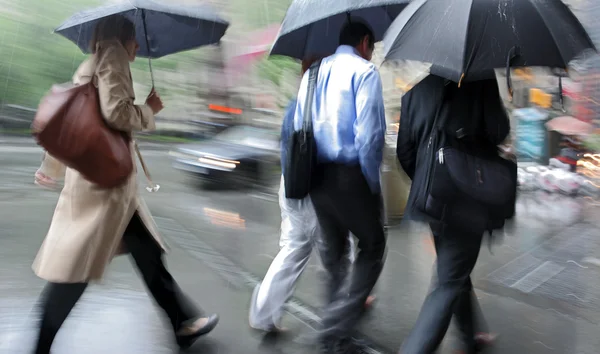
<box><xmin>32</xmin><ymin>15</ymin><xmax>218</xmax><ymax>354</ymax></box>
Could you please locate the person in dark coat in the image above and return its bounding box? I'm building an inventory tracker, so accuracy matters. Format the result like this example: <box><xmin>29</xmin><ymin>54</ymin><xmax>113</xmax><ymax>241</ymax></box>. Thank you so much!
<box><xmin>396</xmin><ymin>74</ymin><xmax>510</xmax><ymax>354</ymax></box>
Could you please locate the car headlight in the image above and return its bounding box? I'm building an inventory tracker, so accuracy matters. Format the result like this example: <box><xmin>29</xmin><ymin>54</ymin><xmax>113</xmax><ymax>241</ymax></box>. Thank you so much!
<box><xmin>199</xmin><ymin>157</ymin><xmax>239</xmax><ymax>170</ymax></box>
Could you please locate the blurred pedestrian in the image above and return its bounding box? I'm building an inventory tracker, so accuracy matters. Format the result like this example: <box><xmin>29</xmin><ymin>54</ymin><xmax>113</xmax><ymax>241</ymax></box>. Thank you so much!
<box><xmin>396</xmin><ymin>75</ymin><xmax>510</xmax><ymax>354</ymax></box>
<box><xmin>31</xmin><ymin>15</ymin><xmax>218</xmax><ymax>354</ymax></box>
<box><xmin>297</xmin><ymin>21</ymin><xmax>387</xmax><ymax>353</ymax></box>
<box><xmin>249</xmin><ymin>57</ymin><xmax>375</xmax><ymax>333</ymax></box>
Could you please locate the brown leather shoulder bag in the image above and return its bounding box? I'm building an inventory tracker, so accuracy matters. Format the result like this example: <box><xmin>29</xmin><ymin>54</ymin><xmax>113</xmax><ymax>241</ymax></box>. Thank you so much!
<box><xmin>31</xmin><ymin>80</ymin><xmax>133</xmax><ymax>188</ymax></box>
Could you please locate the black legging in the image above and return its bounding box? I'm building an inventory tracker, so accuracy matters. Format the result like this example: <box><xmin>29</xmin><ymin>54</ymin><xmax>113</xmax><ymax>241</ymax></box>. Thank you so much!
<box><xmin>35</xmin><ymin>213</ymin><xmax>201</xmax><ymax>354</ymax></box>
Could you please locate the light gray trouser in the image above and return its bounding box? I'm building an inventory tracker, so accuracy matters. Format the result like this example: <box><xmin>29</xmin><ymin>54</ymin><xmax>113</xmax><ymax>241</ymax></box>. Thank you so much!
<box><xmin>249</xmin><ymin>176</ymin><xmax>356</xmax><ymax>329</ymax></box>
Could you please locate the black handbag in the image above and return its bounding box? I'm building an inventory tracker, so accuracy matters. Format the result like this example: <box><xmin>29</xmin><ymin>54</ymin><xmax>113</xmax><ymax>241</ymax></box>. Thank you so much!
<box><xmin>422</xmin><ymin>86</ymin><xmax>517</xmax><ymax>234</ymax></box>
<box><xmin>284</xmin><ymin>60</ymin><xmax>321</xmax><ymax>199</ymax></box>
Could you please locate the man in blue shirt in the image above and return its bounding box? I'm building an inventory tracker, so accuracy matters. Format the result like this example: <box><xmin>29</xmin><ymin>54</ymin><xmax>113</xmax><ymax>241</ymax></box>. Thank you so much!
<box><xmin>294</xmin><ymin>22</ymin><xmax>387</xmax><ymax>353</ymax></box>
<box><xmin>249</xmin><ymin>58</ymin><xmax>376</xmax><ymax>335</ymax></box>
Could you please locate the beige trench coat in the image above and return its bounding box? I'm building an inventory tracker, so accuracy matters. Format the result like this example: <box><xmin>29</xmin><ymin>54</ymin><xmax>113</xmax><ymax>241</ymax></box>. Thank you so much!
<box><xmin>33</xmin><ymin>40</ymin><xmax>167</xmax><ymax>283</ymax></box>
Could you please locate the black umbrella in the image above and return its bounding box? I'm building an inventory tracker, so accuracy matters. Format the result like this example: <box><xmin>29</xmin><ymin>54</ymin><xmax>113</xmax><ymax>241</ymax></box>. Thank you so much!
<box><xmin>382</xmin><ymin>0</ymin><xmax>596</xmax><ymax>84</ymax></box>
<box><xmin>55</xmin><ymin>0</ymin><xmax>229</xmax><ymax>85</ymax></box>
<box><xmin>271</xmin><ymin>0</ymin><xmax>410</xmax><ymax>60</ymax></box>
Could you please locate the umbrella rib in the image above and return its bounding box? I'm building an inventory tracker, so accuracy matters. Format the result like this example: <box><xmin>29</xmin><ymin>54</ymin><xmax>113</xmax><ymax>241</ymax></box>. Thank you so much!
<box><xmin>54</xmin><ymin>2</ymin><xmax>228</xmax><ymax>58</ymax></box>
<box><xmin>526</xmin><ymin>0</ymin><xmax>573</xmax><ymax>68</ymax></box>
<box><xmin>459</xmin><ymin>0</ymin><xmax>479</xmax><ymax>85</ymax></box>
<box><xmin>126</xmin><ymin>0</ymin><xmax>138</xmax><ymax>10</ymax></box>
<box><xmin>280</xmin><ymin>1</ymin><xmax>408</xmax><ymax>37</ymax></box>
<box><xmin>301</xmin><ymin>20</ymin><xmax>313</xmax><ymax>60</ymax></box>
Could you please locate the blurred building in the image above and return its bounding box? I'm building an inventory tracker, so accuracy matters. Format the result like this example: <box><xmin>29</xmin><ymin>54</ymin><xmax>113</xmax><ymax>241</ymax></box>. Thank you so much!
<box><xmin>569</xmin><ymin>0</ymin><xmax>600</xmax><ymax>131</ymax></box>
<box><xmin>143</xmin><ymin>0</ymin><xmax>290</xmax><ymax>133</ymax></box>
<box><xmin>576</xmin><ymin>0</ymin><xmax>600</xmax><ymax>46</ymax></box>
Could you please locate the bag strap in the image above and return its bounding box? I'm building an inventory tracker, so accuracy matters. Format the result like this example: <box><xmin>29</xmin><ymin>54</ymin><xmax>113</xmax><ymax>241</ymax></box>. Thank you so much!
<box><xmin>134</xmin><ymin>141</ymin><xmax>160</xmax><ymax>193</ymax></box>
<box><xmin>431</xmin><ymin>82</ymin><xmax>450</xmax><ymax>131</ymax></box>
<box><xmin>302</xmin><ymin>60</ymin><xmax>322</xmax><ymax>133</ymax></box>
<box><xmin>426</xmin><ymin>83</ymin><xmax>449</xmax><ymax>147</ymax></box>
<box><xmin>89</xmin><ymin>56</ymin><xmax>159</xmax><ymax>193</ymax></box>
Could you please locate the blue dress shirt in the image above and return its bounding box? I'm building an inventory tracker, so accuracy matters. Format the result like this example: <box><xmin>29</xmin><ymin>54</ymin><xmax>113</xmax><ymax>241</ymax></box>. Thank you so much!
<box><xmin>292</xmin><ymin>45</ymin><xmax>386</xmax><ymax>193</ymax></box>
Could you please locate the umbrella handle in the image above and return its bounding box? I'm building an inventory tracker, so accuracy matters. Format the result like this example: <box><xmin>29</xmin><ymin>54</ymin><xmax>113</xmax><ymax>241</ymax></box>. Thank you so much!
<box><xmin>506</xmin><ymin>46</ymin><xmax>520</xmax><ymax>101</ymax></box>
<box><xmin>559</xmin><ymin>76</ymin><xmax>565</xmax><ymax>112</ymax></box>
<box><xmin>148</xmin><ymin>57</ymin><xmax>154</xmax><ymax>88</ymax></box>
<box><xmin>141</xmin><ymin>10</ymin><xmax>155</xmax><ymax>87</ymax></box>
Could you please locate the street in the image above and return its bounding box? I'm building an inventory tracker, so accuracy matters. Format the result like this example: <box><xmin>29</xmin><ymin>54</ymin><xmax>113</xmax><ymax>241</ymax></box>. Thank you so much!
<box><xmin>1</xmin><ymin>139</ymin><xmax>600</xmax><ymax>354</ymax></box>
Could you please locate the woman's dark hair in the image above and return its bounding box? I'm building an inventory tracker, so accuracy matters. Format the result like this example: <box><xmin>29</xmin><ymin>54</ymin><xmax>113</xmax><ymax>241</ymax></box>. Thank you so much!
<box><xmin>90</xmin><ymin>15</ymin><xmax>136</xmax><ymax>53</ymax></box>
<box><xmin>339</xmin><ymin>21</ymin><xmax>375</xmax><ymax>50</ymax></box>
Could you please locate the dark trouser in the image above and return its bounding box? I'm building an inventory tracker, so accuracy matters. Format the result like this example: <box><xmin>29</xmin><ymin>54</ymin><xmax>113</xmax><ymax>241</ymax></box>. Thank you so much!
<box><xmin>34</xmin><ymin>213</ymin><xmax>200</xmax><ymax>354</ymax></box>
<box><xmin>310</xmin><ymin>164</ymin><xmax>386</xmax><ymax>340</ymax></box>
<box><xmin>400</xmin><ymin>223</ymin><xmax>484</xmax><ymax>354</ymax></box>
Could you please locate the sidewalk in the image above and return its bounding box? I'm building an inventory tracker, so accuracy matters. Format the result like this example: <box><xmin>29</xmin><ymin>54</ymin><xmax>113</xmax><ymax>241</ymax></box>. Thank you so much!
<box><xmin>0</xmin><ymin>135</ymin><xmax>180</xmax><ymax>151</ymax></box>
<box><xmin>145</xmin><ymin>188</ymin><xmax>600</xmax><ymax>354</ymax></box>
<box><xmin>0</xmin><ymin>197</ymin><xmax>312</xmax><ymax>354</ymax></box>
<box><xmin>0</xmin><ymin>136</ymin><xmax>35</xmax><ymax>145</ymax></box>
<box><xmin>2</xmin><ymin>152</ymin><xmax>600</xmax><ymax>353</ymax></box>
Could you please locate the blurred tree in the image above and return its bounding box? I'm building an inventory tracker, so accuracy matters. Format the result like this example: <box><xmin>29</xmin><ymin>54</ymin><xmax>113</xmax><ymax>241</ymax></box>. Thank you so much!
<box><xmin>0</xmin><ymin>0</ymin><xmax>301</xmax><ymax>109</ymax></box>
<box><xmin>0</xmin><ymin>0</ymin><xmax>199</xmax><ymax>108</ymax></box>
<box><xmin>229</xmin><ymin>0</ymin><xmax>291</xmax><ymax>31</ymax></box>
<box><xmin>0</xmin><ymin>0</ymin><xmax>102</xmax><ymax>106</ymax></box>
<box><xmin>256</xmin><ymin>55</ymin><xmax>299</xmax><ymax>87</ymax></box>
<box><xmin>227</xmin><ymin>0</ymin><xmax>299</xmax><ymax>95</ymax></box>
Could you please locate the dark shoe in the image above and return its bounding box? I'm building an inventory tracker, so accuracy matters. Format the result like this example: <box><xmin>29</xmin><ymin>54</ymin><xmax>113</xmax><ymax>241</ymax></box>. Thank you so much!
<box><xmin>250</xmin><ymin>324</ymin><xmax>288</xmax><ymax>334</ymax></box>
<box><xmin>454</xmin><ymin>333</ymin><xmax>497</xmax><ymax>354</ymax></box>
<box><xmin>319</xmin><ymin>337</ymin><xmax>362</xmax><ymax>354</ymax></box>
<box><xmin>318</xmin><ymin>337</ymin><xmax>335</xmax><ymax>354</ymax></box>
<box><xmin>319</xmin><ymin>341</ymin><xmax>332</xmax><ymax>353</ymax></box>
<box><xmin>364</xmin><ymin>295</ymin><xmax>377</xmax><ymax>310</ymax></box>
<box><xmin>248</xmin><ymin>284</ymin><xmax>287</xmax><ymax>334</ymax></box>
<box><xmin>176</xmin><ymin>314</ymin><xmax>219</xmax><ymax>349</ymax></box>
<box><xmin>474</xmin><ymin>332</ymin><xmax>497</xmax><ymax>353</ymax></box>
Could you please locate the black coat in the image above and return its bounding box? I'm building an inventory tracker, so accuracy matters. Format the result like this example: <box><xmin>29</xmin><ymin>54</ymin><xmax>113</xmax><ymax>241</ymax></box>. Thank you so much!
<box><xmin>397</xmin><ymin>75</ymin><xmax>510</xmax><ymax>222</ymax></box>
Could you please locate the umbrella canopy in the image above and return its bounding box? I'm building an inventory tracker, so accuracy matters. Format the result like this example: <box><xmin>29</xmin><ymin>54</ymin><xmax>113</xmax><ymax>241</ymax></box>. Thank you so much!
<box><xmin>382</xmin><ymin>0</ymin><xmax>596</xmax><ymax>83</ymax></box>
<box><xmin>55</xmin><ymin>0</ymin><xmax>229</xmax><ymax>59</ymax></box>
<box><xmin>271</xmin><ymin>0</ymin><xmax>410</xmax><ymax>60</ymax></box>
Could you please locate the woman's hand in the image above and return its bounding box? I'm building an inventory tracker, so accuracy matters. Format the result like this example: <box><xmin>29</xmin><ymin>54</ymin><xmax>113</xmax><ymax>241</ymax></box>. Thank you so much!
<box><xmin>35</xmin><ymin>170</ymin><xmax>59</xmax><ymax>190</ymax></box>
<box><xmin>498</xmin><ymin>144</ymin><xmax>516</xmax><ymax>162</ymax></box>
<box><xmin>146</xmin><ymin>88</ymin><xmax>164</xmax><ymax>115</ymax></box>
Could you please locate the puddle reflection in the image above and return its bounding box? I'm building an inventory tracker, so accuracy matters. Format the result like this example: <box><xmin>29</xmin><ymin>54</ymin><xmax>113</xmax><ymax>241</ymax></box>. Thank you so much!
<box><xmin>203</xmin><ymin>207</ymin><xmax>246</xmax><ymax>230</ymax></box>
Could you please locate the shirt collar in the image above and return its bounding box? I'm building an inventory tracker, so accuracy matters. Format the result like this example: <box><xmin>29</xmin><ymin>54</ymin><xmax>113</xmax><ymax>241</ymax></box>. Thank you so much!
<box><xmin>335</xmin><ymin>45</ymin><xmax>360</xmax><ymax>56</ymax></box>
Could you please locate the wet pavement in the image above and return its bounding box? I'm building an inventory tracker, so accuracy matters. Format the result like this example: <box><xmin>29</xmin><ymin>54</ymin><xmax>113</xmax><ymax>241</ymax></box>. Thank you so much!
<box><xmin>1</xmin><ymin>142</ymin><xmax>600</xmax><ymax>353</ymax></box>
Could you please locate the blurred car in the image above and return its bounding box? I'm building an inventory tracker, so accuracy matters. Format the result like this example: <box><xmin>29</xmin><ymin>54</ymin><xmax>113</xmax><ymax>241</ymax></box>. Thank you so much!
<box><xmin>170</xmin><ymin>125</ymin><xmax>280</xmax><ymax>189</ymax></box>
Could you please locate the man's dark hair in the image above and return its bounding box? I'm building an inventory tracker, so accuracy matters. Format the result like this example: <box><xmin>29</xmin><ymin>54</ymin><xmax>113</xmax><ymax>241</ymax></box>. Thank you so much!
<box><xmin>90</xmin><ymin>15</ymin><xmax>136</xmax><ymax>53</ymax></box>
<box><xmin>339</xmin><ymin>21</ymin><xmax>375</xmax><ymax>49</ymax></box>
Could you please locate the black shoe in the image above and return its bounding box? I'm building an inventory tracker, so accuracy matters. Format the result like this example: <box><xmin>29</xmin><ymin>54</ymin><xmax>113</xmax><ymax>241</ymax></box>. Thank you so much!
<box><xmin>318</xmin><ymin>339</ymin><xmax>333</xmax><ymax>353</ymax></box>
<box><xmin>319</xmin><ymin>337</ymin><xmax>362</xmax><ymax>354</ymax></box>
<box><xmin>454</xmin><ymin>333</ymin><xmax>497</xmax><ymax>354</ymax></box>
<box><xmin>473</xmin><ymin>333</ymin><xmax>496</xmax><ymax>353</ymax></box>
<box><xmin>176</xmin><ymin>314</ymin><xmax>219</xmax><ymax>349</ymax></box>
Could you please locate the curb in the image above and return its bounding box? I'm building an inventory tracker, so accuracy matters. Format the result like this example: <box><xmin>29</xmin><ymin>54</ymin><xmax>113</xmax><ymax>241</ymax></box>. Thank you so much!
<box><xmin>0</xmin><ymin>139</ymin><xmax>35</xmax><ymax>146</ymax></box>
<box><xmin>138</xmin><ymin>143</ymin><xmax>177</xmax><ymax>151</ymax></box>
<box><xmin>0</xmin><ymin>137</ymin><xmax>177</xmax><ymax>151</ymax></box>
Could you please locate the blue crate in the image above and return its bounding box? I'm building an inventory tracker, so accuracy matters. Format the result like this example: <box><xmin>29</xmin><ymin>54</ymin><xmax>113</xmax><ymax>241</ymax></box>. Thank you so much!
<box><xmin>514</xmin><ymin>108</ymin><xmax>549</xmax><ymax>163</ymax></box>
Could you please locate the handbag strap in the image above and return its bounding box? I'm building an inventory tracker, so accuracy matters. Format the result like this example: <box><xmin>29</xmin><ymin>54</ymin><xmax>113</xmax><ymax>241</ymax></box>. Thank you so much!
<box><xmin>88</xmin><ymin>57</ymin><xmax>159</xmax><ymax>193</ymax></box>
<box><xmin>302</xmin><ymin>60</ymin><xmax>322</xmax><ymax>133</ymax></box>
<box><xmin>134</xmin><ymin>141</ymin><xmax>160</xmax><ymax>193</ymax></box>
